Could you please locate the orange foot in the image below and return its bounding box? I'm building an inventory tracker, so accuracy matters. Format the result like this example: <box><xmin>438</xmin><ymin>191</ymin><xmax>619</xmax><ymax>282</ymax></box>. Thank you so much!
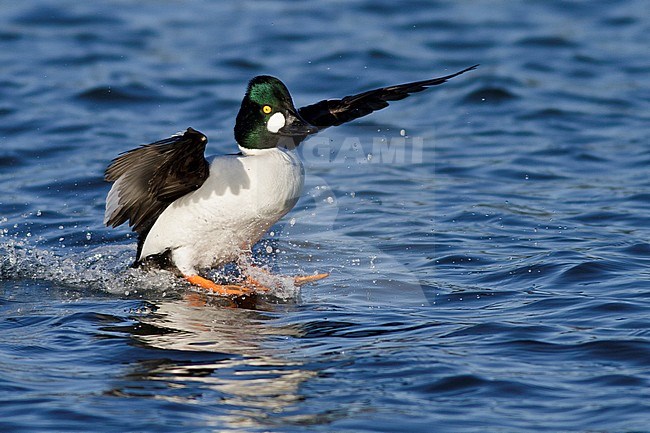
<box><xmin>185</xmin><ymin>272</ymin><xmax>329</xmax><ymax>297</ymax></box>
<box><xmin>185</xmin><ymin>274</ymin><xmax>257</xmax><ymax>297</ymax></box>
<box><xmin>242</xmin><ymin>272</ymin><xmax>328</xmax><ymax>290</ymax></box>
<box><xmin>246</xmin><ymin>266</ymin><xmax>329</xmax><ymax>288</ymax></box>
<box><xmin>294</xmin><ymin>273</ymin><xmax>329</xmax><ymax>286</ymax></box>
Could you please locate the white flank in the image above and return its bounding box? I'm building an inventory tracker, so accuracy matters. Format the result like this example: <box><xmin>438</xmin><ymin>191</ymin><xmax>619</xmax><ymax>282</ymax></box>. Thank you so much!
<box><xmin>266</xmin><ymin>112</ymin><xmax>286</xmax><ymax>133</ymax></box>
<box><xmin>138</xmin><ymin>147</ymin><xmax>304</xmax><ymax>275</ymax></box>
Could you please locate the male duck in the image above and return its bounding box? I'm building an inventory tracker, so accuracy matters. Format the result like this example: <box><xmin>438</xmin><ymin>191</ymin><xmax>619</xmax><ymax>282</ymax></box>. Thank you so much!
<box><xmin>104</xmin><ymin>65</ymin><xmax>477</xmax><ymax>296</ymax></box>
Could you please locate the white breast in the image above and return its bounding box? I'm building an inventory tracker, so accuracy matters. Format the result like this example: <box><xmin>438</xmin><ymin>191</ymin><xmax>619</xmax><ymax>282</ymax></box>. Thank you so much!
<box><xmin>139</xmin><ymin>147</ymin><xmax>304</xmax><ymax>274</ymax></box>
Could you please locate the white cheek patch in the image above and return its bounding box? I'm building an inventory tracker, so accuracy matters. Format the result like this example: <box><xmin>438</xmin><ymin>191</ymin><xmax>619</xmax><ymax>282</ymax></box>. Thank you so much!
<box><xmin>266</xmin><ymin>112</ymin><xmax>286</xmax><ymax>133</ymax></box>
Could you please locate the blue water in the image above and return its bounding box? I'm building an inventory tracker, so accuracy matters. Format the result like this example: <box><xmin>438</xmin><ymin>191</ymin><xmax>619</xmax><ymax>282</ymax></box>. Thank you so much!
<box><xmin>1</xmin><ymin>1</ymin><xmax>650</xmax><ymax>431</ymax></box>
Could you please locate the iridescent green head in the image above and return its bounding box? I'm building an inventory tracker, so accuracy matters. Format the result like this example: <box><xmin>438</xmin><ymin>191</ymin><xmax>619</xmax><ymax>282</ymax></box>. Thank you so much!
<box><xmin>234</xmin><ymin>75</ymin><xmax>316</xmax><ymax>150</ymax></box>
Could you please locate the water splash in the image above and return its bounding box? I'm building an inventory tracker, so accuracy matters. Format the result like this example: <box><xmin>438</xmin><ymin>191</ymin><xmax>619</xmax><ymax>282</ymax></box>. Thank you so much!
<box><xmin>0</xmin><ymin>237</ymin><xmax>302</xmax><ymax>301</ymax></box>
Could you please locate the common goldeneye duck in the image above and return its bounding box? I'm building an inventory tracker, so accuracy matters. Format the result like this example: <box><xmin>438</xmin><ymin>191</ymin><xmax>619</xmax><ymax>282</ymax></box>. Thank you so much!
<box><xmin>104</xmin><ymin>65</ymin><xmax>478</xmax><ymax>296</ymax></box>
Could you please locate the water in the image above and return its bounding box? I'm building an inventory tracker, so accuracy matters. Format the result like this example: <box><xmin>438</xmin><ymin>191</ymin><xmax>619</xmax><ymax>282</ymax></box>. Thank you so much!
<box><xmin>1</xmin><ymin>1</ymin><xmax>650</xmax><ymax>431</ymax></box>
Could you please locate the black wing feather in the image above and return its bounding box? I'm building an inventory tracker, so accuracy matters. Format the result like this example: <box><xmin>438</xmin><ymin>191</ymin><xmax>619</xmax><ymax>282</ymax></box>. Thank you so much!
<box><xmin>298</xmin><ymin>64</ymin><xmax>478</xmax><ymax>130</ymax></box>
<box><xmin>104</xmin><ymin>127</ymin><xmax>210</xmax><ymax>239</ymax></box>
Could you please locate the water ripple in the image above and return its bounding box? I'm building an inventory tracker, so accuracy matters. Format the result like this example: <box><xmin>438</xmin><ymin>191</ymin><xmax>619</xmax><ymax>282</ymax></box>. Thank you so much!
<box><xmin>2</xmin><ymin>0</ymin><xmax>650</xmax><ymax>432</ymax></box>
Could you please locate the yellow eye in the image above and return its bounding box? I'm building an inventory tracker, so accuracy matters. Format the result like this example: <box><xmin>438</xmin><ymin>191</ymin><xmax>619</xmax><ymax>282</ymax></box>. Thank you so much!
<box><xmin>262</xmin><ymin>105</ymin><xmax>272</xmax><ymax>114</ymax></box>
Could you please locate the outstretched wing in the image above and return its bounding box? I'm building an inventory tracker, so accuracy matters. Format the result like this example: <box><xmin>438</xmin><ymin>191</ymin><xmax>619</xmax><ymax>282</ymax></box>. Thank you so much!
<box><xmin>104</xmin><ymin>127</ymin><xmax>210</xmax><ymax>238</ymax></box>
<box><xmin>298</xmin><ymin>64</ymin><xmax>478</xmax><ymax>131</ymax></box>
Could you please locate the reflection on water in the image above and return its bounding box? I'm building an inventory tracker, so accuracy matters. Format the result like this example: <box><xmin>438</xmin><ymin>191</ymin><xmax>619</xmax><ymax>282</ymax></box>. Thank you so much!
<box><xmin>104</xmin><ymin>296</ymin><xmax>319</xmax><ymax>430</ymax></box>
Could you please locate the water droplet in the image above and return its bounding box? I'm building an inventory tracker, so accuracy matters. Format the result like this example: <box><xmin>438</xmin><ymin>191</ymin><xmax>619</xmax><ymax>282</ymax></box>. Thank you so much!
<box><xmin>326</xmin><ymin>196</ymin><xmax>334</xmax><ymax>204</ymax></box>
<box><xmin>266</xmin><ymin>246</ymin><xmax>273</xmax><ymax>254</ymax></box>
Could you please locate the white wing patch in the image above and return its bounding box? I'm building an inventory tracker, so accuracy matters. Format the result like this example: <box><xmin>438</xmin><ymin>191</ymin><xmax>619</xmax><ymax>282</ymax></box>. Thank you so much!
<box><xmin>104</xmin><ymin>175</ymin><xmax>124</xmax><ymax>225</ymax></box>
<box><xmin>266</xmin><ymin>112</ymin><xmax>286</xmax><ymax>133</ymax></box>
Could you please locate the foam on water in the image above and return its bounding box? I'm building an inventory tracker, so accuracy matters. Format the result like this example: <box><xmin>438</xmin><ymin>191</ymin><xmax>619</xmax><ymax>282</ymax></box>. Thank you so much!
<box><xmin>0</xmin><ymin>237</ymin><xmax>307</xmax><ymax>301</ymax></box>
<box><xmin>0</xmin><ymin>238</ymin><xmax>177</xmax><ymax>295</ymax></box>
